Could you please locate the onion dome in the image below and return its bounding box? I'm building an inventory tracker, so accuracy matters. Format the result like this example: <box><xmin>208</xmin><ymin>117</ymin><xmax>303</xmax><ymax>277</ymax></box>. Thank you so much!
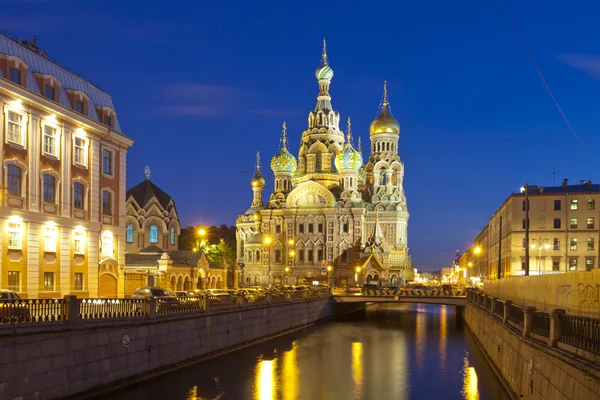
<box><xmin>271</xmin><ymin>122</ymin><xmax>297</xmax><ymax>173</ymax></box>
<box><xmin>315</xmin><ymin>38</ymin><xmax>334</xmax><ymax>81</ymax></box>
<box><xmin>370</xmin><ymin>81</ymin><xmax>400</xmax><ymax>136</ymax></box>
<box><xmin>251</xmin><ymin>152</ymin><xmax>265</xmax><ymax>188</ymax></box>
<box><xmin>335</xmin><ymin>118</ymin><xmax>363</xmax><ymax>171</ymax></box>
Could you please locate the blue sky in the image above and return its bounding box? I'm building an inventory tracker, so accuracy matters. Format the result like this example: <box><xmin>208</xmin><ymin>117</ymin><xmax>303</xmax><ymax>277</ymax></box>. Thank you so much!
<box><xmin>2</xmin><ymin>0</ymin><xmax>600</xmax><ymax>271</ymax></box>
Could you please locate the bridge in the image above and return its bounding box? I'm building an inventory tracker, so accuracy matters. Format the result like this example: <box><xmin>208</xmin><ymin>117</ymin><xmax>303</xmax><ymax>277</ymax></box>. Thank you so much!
<box><xmin>333</xmin><ymin>289</ymin><xmax>466</xmax><ymax>307</ymax></box>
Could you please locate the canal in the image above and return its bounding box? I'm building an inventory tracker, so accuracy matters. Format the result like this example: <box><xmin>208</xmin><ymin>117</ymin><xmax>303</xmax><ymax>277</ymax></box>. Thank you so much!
<box><xmin>108</xmin><ymin>304</ymin><xmax>510</xmax><ymax>400</ymax></box>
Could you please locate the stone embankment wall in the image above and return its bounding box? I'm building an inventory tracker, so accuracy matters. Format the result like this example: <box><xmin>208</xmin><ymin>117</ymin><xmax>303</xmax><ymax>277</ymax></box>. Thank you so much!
<box><xmin>0</xmin><ymin>298</ymin><xmax>333</xmax><ymax>400</ymax></box>
<box><xmin>464</xmin><ymin>303</ymin><xmax>600</xmax><ymax>400</ymax></box>
<box><xmin>484</xmin><ymin>270</ymin><xmax>600</xmax><ymax>317</ymax></box>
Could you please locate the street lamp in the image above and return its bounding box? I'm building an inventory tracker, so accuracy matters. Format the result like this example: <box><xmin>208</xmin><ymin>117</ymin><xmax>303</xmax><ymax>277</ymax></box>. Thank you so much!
<box><xmin>531</xmin><ymin>238</ymin><xmax>550</xmax><ymax>275</ymax></box>
<box><xmin>263</xmin><ymin>236</ymin><xmax>272</xmax><ymax>287</ymax></box>
<box><xmin>284</xmin><ymin>266</ymin><xmax>289</xmax><ymax>286</ymax></box>
<box><xmin>288</xmin><ymin>238</ymin><xmax>295</xmax><ymax>285</ymax></box>
<box><xmin>327</xmin><ymin>265</ymin><xmax>332</xmax><ymax>287</ymax></box>
<box><xmin>355</xmin><ymin>266</ymin><xmax>361</xmax><ymax>283</ymax></box>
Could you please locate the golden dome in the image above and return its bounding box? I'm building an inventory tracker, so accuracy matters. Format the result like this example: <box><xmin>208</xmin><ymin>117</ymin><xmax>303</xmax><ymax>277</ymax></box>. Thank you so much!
<box><xmin>370</xmin><ymin>108</ymin><xmax>400</xmax><ymax>136</ymax></box>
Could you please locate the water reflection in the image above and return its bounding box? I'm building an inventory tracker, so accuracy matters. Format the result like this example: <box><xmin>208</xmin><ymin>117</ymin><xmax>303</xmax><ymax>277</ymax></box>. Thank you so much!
<box><xmin>352</xmin><ymin>341</ymin><xmax>363</xmax><ymax>398</ymax></box>
<box><xmin>254</xmin><ymin>359</ymin><xmax>275</xmax><ymax>400</ymax></box>
<box><xmin>440</xmin><ymin>305</ymin><xmax>448</xmax><ymax>373</ymax></box>
<box><xmin>415</xmin><ymin>304</ymin><xmax>426</xmax><ymax>369</ymax></box>
<box><xmin>462</xmin><ymin>356</ymin><xmax>480</xmax><ymax>400</ymax></box>
<box><xmin>281</xmin><ymin>346</ymin><xmax>298</xmax><ymax>400</ymax></box>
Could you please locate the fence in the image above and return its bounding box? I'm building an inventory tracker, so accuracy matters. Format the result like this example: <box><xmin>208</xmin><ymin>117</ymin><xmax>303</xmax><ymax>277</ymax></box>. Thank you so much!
<box><xmin>467</xmin><ymin>290</ymin><xmax>600</xmax><ymax>361</ymax></box>
<box><xmin>0</xmin><ymin>290</ymin><xmax>331</xmax><ymax>326</ymax></box>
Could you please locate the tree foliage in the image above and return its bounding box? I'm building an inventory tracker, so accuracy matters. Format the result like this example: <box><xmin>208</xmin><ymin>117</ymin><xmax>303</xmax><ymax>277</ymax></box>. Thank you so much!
<box><xmin>179</xmin><ymin>225</ymin><xmax>236</xmax><ymax>267</ymax></box>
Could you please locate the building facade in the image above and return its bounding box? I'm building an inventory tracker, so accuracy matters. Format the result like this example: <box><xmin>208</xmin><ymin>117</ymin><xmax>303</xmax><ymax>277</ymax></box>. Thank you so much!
<box><xmin>0</xmin><ymin>34</ymin><xmax>133</xmax><ymax>298</ymax></box>
<box><xmin>124</xmin><ymin>173</ymin><xmax>226</xmax><ymax>294</ymax></box>
<box><xmin>463</xmin><ymin>180</ymin><xmax>600</xmax><ymax>281</ymax></box>
<box><xmin>236</xmin><ymin>42</ymin><xmax>412</xmax><ymax>287</ymax></box>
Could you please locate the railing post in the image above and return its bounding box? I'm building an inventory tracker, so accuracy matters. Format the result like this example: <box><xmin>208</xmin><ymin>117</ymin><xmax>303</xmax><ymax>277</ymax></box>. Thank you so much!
<box><xmin>503</xmin><ymin>300</ymin><xmax>512</xmax><ymax>324</ymax></box>
<box><xmin>548</xmin><ymin>308</ymin><xmax>565</xmax><ymax>347</ymax></box>
<box><xmin>523</xmin><ymin>306</ymin><xmax>536</xmax><ymax>336</ymax></box>
<box><xmin>203</xmin><ymin>294</ymin><xmax>210</xmax><ymax>311</ymax></box>
<box><xmin>491</xmin><ymin>297</ymin><xmax>497</xmax><ymax>315</ymax></box>
<box><xmin>238</xmin><ymin>294</ymin><xmax>248</xmax><ymax>307</ymax></box>
<box><xmin>64</xmin><ymin>295</ymin><xmax>81</xmax><ymax>324</ymax></box>
<box><xmin>286</xmin><ymin>292</ymin><xmax>292</xmax><ymax>302</ymax></box>
<box><xmin>267</xmin><ymin>294</ymin><xmax>273</xmax><ymax>304</ymax></box>
<box><xmin>148</xmin><ymin>298</ymin><xmax>157</xmax><ymax>319</ymax></box>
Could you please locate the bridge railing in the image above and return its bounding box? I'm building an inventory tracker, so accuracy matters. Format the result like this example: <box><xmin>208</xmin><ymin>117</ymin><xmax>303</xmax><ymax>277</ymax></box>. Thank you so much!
<box><xmin>467</xmin><ymin>290</ymin><xmax>600</xmax><ymax>362</ymax></box>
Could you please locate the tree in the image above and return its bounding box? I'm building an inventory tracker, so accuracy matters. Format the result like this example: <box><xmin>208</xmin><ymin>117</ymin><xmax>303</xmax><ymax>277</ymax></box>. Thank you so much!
<box><xmin>179</xmin><ymin>225</ymin><xmax>236</xmax><ymax>267</ymax></box>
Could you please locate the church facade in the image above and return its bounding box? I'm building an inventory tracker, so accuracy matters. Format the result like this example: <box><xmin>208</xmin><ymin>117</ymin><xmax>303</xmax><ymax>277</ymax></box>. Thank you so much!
<box><xmin>236</xmin><ymin>42</ymin><xmax>411</xmax><ymax>287</ymax></box>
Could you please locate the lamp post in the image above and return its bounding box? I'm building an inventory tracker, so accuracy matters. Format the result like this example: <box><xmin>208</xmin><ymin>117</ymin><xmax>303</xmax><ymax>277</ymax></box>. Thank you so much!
<box><xmin>531</xmin><ymin>237</ymin><xmax>550</xmax><ymax>275</ymax></box>
<box><xmin>327</xmin><ymin>265</ymin><xmax>332</xmax><ymax>287</ymax></box>
<box><xmin>288</xmin><ymin>238</ymin><xmax>295</xmax><ymax>285</ymax></box>
<box><xmin>355</xmin><ymin>266</ymin><xmax>361</xmax><ymax>284</ymax></box>
<box><xmin>264</xmin><ymin>236</ymin><xmax>272</xmax><ymax>287</ymax></box>
<box><xmin>473</xmin><ymin>246</ymin><xmax>482</xmax><ymax>280</ymax></box>
<box><xmin>195</xmin><ymin>228</ymin><xmax>207</xmax><ymax>289</ymax></box>
<box><xmin>284</xmin><ymin>266</ymin><xmax>289</xmax><ymax>286</ymax></box>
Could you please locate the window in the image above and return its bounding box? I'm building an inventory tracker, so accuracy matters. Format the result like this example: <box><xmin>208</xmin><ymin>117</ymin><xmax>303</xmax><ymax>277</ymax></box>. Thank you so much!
<box><xmin>308</xmin><ymin>224</ymin><xmax>314</xmax><ymax>233</ymax></box>
<box><xmin>588</xmin><ymin>238</ymin><xmax>595</xmax><ymax>251</ymax></box>
<box><xmin>317</xmin><ymin>249</ymin><xmax>324</xmax><ymax>261</ymax></box>
<box><xmin>74</xmin><ymin>137</ymin><xmax>86</xmax><ymax>166</ymax></box>
<box><xmin>7</xmin><ymin>164</ymin><xmax>21</xmax><ymax>196</ymax></box>
<box><xmin>587</xmin><ymin>217</ymin><xmax>595</xmax><ymax>229</ymax></box>
<box><xmin>341</xmin><ymin>249</ymin><xmax>349</xmax><ymax>263</ymax></box>
<box><xmin>571</xmin><ymin>199</ymin><xmax>578</xmax><ymax>210</ymax></box>
<box><xmin>170</xmin><ymin>227</ymin><xmax>176</xmax><ymax>245</ymax></box>
<box><xmin>552</xmin><ymin>260</ymin><xmax>560</xmax><ymax>272</ymax></box>
<box><xmin>73</xmin><ymin>230</ymin><xmax>85</xmax><ymax>254</ymax></box>
<box><xmin>8</xmin><ymin>221</ymin><xmax>22</xmax><ymax>249</ymax></box>
<box><xmin>299</xmin><ymin>224</ymin><xmax>304</xmax><ymax>234</ymax></box>
<box><xmin>7</xmin><ymin>271</ymin><xmax>20</xmax><ymax>291</ymax></box>
<box><xmin>553</xmin><ymin>238</ymin><xmax>560</xmax><ymax>250</ymax></box>
<box><xmin>45</xmin><ymin>85</ymin><xmax>55</xmax><ymax>100</ymax></box>
<box><xmin>588</xmin><ymin>199</ymin><xmax>595</xmax><ymax>210</ymax></box>
<box><xmin>102</xmin><ymin>149</ymin><xmax>113</xmax><ymax>175</ymax></box>
<box><xmin>43</xmin><ymin>174</ymin><xmax>56</xmax><ymax>203</ymax></box>
<box><xmin>43</xmin><ymin>272</ymin><xmax>54</xmax><ymax>291</ymax></box>
<box><xmin>299</xmin><ymin>251</ymin><xmax>305</xmax><ymax>262</ymax></box>
<box><xmin>570</xmin><ymin>218</ymin><xmax>578</xmax><ymax>229</ymax></box>
<box><xmin>75</xmin><ymin>100</ymin><xmax>85</xmax><ymax>114</ymax></box>
<box><xmin>74</xmin><ymin>273</ymin><xmax>84</xmax><ymax>291</ymax></box>
<box><xmin>275</xmin><ymin>250</ymin><xmax>282</xmax><ymax>263</ymax></box>
<box><xmin>149</xmin><ymin>225</ymin><xmax>158</xmax><ymax>244</ymax></box>
<box><xmin>554</xmin><ymin>200</ymin><xmax>561</xmax><ymax>211</ymax></box>
<box><xmin>307</xmin><ymin>250</ymin><xmax>314</xmax><ymax>263</ymax></box>
<box><xmin>101</xmin><ymin>231</ymin><xmax>114</xmax><ymax>257</ymax></box>
<box><xmin>570</xmin><ymin>238</ymin><xmax>578</xmax><ymax>251</ymax></box>
<box><xmin>318</xmin><ymin>223</ymin><xmax>323</xmax><ymax>233</ymax></box>
<box><xmin>275</xmin><ymin>225</ymin><xmax>281</xmax><ymax>234</ymax></box>
<box><xmin>7</xmin><ymin>111</ymin><xmax>24</xmax><ymax>145</ymax></box>
<box><xmin>9</xmin><ymin>67</ymin><xmax>21</xmax><ymax>84</ymax></box>
<box><xmin>44</xmin><ymin>226</ymin><xmax>56</xmax><ymax>252</ymax></box>
<box><xmin>43</xmin><ymin>125</ymin><xmax>57</xmax><ymax>156</ymax></box>
<box><xmin>103</xmin><ymin>115</ymin><xmax>112</xmax><ymax>126</ymax></box>
<box><xmin>315</xmin><ymin>152</ymin><xmax>322</xmax><ymax>172</ymax></box>
<box><xmin>554</xmin><ymin>218</ymin><xmax>561</xmax><ymax>229</ymax></box>
<box><xmin>126</xmin><ymin>224</ymin><xmax>134</xmax><ymax>243</ymax></box>
<box><xmin>569</xmin><ymin>259</ymin><xmax>577</xmax><ymax>271</ymax></box>
<box><xmin>102</xmin><ymin>191</ymin><xmax>111</xmax><ymax>216</ymax></box>
<box><xmin>343</xmin><ymin>223</ymin><xmax>349</xmax><ymax>233</ymax></box>
<box><xmin>73</xmin><ymin>182</ymin><xmax>84</xmax><ymax>209</ymax></box>
<box><xmin>586</xmin><ymin>259</ymin><xmax>594</xmax><ymax>271</ymax></box>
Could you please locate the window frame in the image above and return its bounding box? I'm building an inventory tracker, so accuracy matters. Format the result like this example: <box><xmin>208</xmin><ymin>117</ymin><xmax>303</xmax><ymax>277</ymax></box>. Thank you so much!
<box><xmin>43</xmin><ymin>272</ymin><xmax>55</xmax><ymax>291</ymax></box>
<box><xmin>73</xmin><ymin>182</ymin><xmax>84</xmax><ymax>210</ymax></box>
<box><xmin>5</xmin><ymin>108</ymin><xmax>28</xmax><ymax>147</ymax></box>
<box><xmin>587</xmin><ymin>217</ymin><xmax>595</xmax><ymax>229</ymax></box>
<box><xmin>43</xmin><ymin>225</ymin><xmax>57</xmax><ymax>253</ymax></box>
<box><xmin>570</xmin><ymin>238</ymin><xmax>578</xmax><ymax>251</ymax></box>
<box><xmin>44</xmin><ymin>85</ymin><xmax>55</xmax><ymax>101</ymax></box>
<box><xmin>170</xmin><ymin>227</ymin><xmax>175</xmax><ymax>245</ymax></box>
<box><xmin>149</xmin><ymin>225</ymin><xmax>159</xmax><ymax>244</ymax></box>
<box><xmin>7</xmin><ymin>271</ymin><xmax>20</xmax><ymax>292</ymax></box>
<box><xmin>74</xmin><ymin>272</ymin><xmax>84</xmax><ymax>291</ymax></box>
<box><xmin>102</xmin><ymin>148</ymin><xmax>115</xmax><ymax>177</ymax></box>
<box><xmin>73</xmin><ymin>230</ymin><xmax>85</xmax><ymax>255</ymax></box>
<box><xmin>554</xmin><ymin>218</ymin><xmax>561</xmax><ymax>229</ymax></box>
<box><xmin>9</xmin><ymin>67</ymin><xmax>21</xmax><ymax>85</ymax></box>
<box><xmin>569</xmin><ymin>259</ymin><xmax>577</xmax><ymax>271</ymax></box>
<box><xmin>75</xmin><ymin>100</ymin><xmax>85</xmax><ymax>114</ymax></box>
<box><xmin>101</xmin><ymin>189</ymin><xmax>113</xmax><ymax>216</ymax></box>
<box><xmin>7</xmin><ymin>220</ymin><xmax>23</xmax><ymax>250</ymax></box>
<box><xmin>73</xmin><ymin>136</ymin><xmax>88</xmax><ymax>167</ymax></box>
<box><xmin>553</xmin><ymin>238</ymin><xmax>560</xmax><ymax>250</ymax></box>
<box><xmin>554</xmin><ymin>200</ymin><xmax>561</xmax><ymax>211</ymax></box>
<box><xmin>7</xmin><ymin>164</ymin><xmax>22</xmax><ymax>197</ymax></box>
<box><xmin>126</xmin><ymin>224</ymin><xmax>135</xmax><ymax>244</ymax></box>
<box><xmin>570</xmin><ymin>199</ymin><xmax>578</xmax><ymax>211</ymax></box>
<box><xmin>588</xmin><ymin>238</ymin><xmax>595</xmax><ymax>251</ymax></box>
<box><xmin>42</xmin><ymin>173</ymin><xmax>57</xmax><ymax>204</ymax></box>
<box><xmin>41</xmin><ymin>121</ymin><xmax>60</xmax><ymax>158</ymax></box>
<box><xmin>588</xmin><ymin>199</ymin><xmax>595</xmax><ymax>210</ymax></box>
<box><xmin>570</xmin><ymin>218</ymin><xmax>578</xmax><ymax>229</ymax></box>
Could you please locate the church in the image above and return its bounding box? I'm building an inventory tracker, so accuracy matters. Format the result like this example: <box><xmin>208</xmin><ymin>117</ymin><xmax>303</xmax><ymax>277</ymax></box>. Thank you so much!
<box><xmin>236</xmin><ymin>41</ymin><xmax>412</xmax><ymax>287</ymax></box>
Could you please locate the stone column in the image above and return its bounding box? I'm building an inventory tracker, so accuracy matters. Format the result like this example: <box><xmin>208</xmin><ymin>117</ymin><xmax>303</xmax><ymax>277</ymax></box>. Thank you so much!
<box><xmin>523</xmin><ymin>306</ymin><xmax>536</xmax><ymax>336</ymax></box>
<box><xmin>503</xmin><ymin>300</ymin><xmax>513</xmax><ymax>324</ymax></box>
<box><xmin>548</xmin><ymin>308</ymin><xmax>566</xmax><ymax>347</ymax></box>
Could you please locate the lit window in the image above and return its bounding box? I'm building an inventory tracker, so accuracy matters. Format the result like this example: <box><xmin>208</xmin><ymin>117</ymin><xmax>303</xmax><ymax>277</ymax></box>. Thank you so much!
<box><xmin>75</xmin><ymin>100</ymin><xmax>85</xmax><ymax>114</ymax></box>
<box><xmin>569</xmin><ymin>259</ymin><xmax>577</xmax><ymax>271</ymax></box>
<box><xmin>44</xmin><ymin>226</ymin><xmax>57</xmax><ymax>253</ymax></box>
<box><xmin>275</xmin><ymin>249</ymin><xmax>282</xmax><ymax>263</ymax></box>
<box><xmin>103</xmin><ymin>115</ymin><xmax>112</xmax><ymax>127</ymax></box>
<box><xmin>102</xmin><ymin>149</ymin><xmax>113</xmax><ymax>175</ymax></box>
<box><xmin>74</xmin><ymin>137</ymin><xmax>86</xmax><ymax>166</ymax></box>
<box><xmin>126</xmin><ymin>224</ymin><xmax>134</xmax><ymax>243</ymax></box>
<box><xmin>7</xmin><ymin>271</ymin><xmax>20</xmax><ymax>291</ymax></box>
<box><xmin>570</xmin><ymin>199</ymin><xmax>578</xmax><ymax>210</ymax></box>
<box><xmin>45</xmin><ymin>85</ymin><xmax>55</xmax><ymax>101</ymax></box>
<box><xmin>102</xmin><ymin>191</ymin><xmax>112</xmax><ymax>216</ymax></box>
<box><xmin>588</xmin><ymin>199</ymin><xmax>595</xmax><ymax>210</ymax></box>
<box><xmin>587</xmin><ymin>217</ymin><xmax>595</xmax><ymax>229</ymax></box>
<box><xmin>9</xmin><ymin>67</ymin><xmax>21</xmax><ymax>85</ymax></box>
<box><xmin>315</xmin><ymin>152</ymin><xmax>322</xmax><ymax>172</ymax></box>
<box><xmin>570</xmin><ymin>238</ymin><xmax>578</xmax><ymax>251</ymax></box>
<box><xmin>74</xmin><ymin>273</ymin><xmax>84</xmax><ymax>291</ymax></box>
<box><xmin>7</xmin><ymin>221</ymin><xmax>22</xmax><ymax>249</ymax></box>
<box><xmin>43</xmin><ymin>125</ymin><xmax>57</xmax><ymax>156</ymax></box>
<box><xmin>570</xmin><ymin>218</ymin><xmax>577</xmax><ymax>229</ymax></box>
<box><xmin>553</xmin><ymin>238</ymin><xmax>560</xmax><ymax>250</ymax></box>
<box><xmin>588</xmin><ymin>238</ymin><xmax>595</xmax><ymax>251</ymax></box>
<box><xmin>7</xmin><ymin>111</ymin><xmax>24</xmax><ymax>145</ymax></box>
<box><xmin>586</xmin><ymin>259</ymin><xmax>594</xmax><ymax>271</ymax></box>
<box><xmin>170</xmin><ymin>227</ymin><xmax>175</xmax><ymax>245</ymax></box>
<box><xmin>7</xmin><ymin>164</ymin><xmax>21</xmax><ymax>196</ymax></box>
<box><xmin>73</xmin><ymin>182</ymin><xmax>84</xmax><ymax>209</ymax></box>
<box><xmin>43</xmin><ymin>174</ymin><xmax>56</xmax><ymax>203</ymax></box>
<box><xmin>101</xmin><ymin>231</ymin><xmax>113</xmax><ymax>258</ymax></box>
<box><xmin>73</xmin><ymin>230</ymin><xmax>85</xmax><ymax>254</ymax></box>
<box><xmin>149</xmin><ymin>225</ymin><xmax>158</xmax><ymax>244</ymax></box>
<box><xmin>43</xmin><ymin>272</ymin><xmax>54</xmax><ymax>291</ymax></box>
<box><xmin>552</xmin><ymin>260</ymin><xmax>560</xmax><ymax>272</ymax></box>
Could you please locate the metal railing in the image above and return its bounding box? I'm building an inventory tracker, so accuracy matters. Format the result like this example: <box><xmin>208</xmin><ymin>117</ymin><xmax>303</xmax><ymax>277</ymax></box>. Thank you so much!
<box><xmin>0</xmin><ymin>298</ymin><xmax>66</xmax><ymax>324</ymax></box>
<box><xmin>80</xmin><ymin>298</ymin><xmax>147</xmax><ymax>319</ymax></box>
<box><xmin>559</xmin><ymin>314</ymin><xmax>600</xmax><ymax>355</ymax></box>
<box><xmin>531</xmin><ymin>312</ymin><xmax>550</xmax><ymax>338</ymax></box>
<box><xmin>507</xmin><ymin>303</ymin><xmax>525</xmax><ymax>328</ymax></box>
<box><xmin>493</xmin><ymin>298</ymin><xmax>505</xmax><ymax>320</ymax></box>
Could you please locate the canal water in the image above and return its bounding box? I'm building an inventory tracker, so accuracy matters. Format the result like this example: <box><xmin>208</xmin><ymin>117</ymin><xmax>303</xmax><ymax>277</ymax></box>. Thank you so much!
<box><xmin>109</xmin><ymin>304</ymin><xmax>511</xmax><ymax>400</ymax></box>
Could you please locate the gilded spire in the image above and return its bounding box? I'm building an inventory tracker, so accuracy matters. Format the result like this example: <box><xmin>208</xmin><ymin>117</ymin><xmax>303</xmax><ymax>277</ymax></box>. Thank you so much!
<box><xmin>255</xmin><ymin>151</ymin><xmax>261</xmax><ymax>173</ymax></box>
<box><xmin>321</xmin><ymin>38</ymin><xmax>328</xmax><ymax>65</ymax></box>
<box><xmin>281</xmin><ymin>121</ymin><xmax>287</xmax><ymax>148</ymax></box>
<box><xmin>382</xmin><ymin>80</ymin><xmax>389</xmax><ymax>108</ymax></box>
<box><xmin>358</xmin><ymin>136</ymin><xmax>362</xmax><ymax>153</ymax></box>
<box><xmin>346</xmin><ymin>117</ymin><xmax>352</xmax><ymax>142</ymax></box>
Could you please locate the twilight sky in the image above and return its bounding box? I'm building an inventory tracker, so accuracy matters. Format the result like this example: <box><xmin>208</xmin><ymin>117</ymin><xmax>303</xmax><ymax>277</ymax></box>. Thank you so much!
<box><xmin>2</xmin><ymin>0</ymin><xmax>600</xmax><ymax>271</ymax></box>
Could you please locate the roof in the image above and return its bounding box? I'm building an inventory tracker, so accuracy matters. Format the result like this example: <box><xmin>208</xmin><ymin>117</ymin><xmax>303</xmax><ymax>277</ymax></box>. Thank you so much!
<box><xmin>518</xmin><ymin>182</ymin><xmax>600</xmax><ymax>195</ymax></box>
<box><xmin>125</xmin><ymin>253</ymin><xmax>161</xmax><ymax>267</ymax></box>
<box><xmin>140</xmin><ymin>245</ymin><xmax>165</xmax><ymax>254</ymax></box>
<box><xmin>125</xmin><ymin>249</ymin><xmax>215</xmax><ymax>269</ymax></box>
<box><xmin>0</xmin><ymin>33</ymin><xmax>122</xmax><ymax>133</ymax></box>
<box><xmin>127</xmin><ymin>179</ymin><xmax>174</xmax><ymax>209</ymax></box>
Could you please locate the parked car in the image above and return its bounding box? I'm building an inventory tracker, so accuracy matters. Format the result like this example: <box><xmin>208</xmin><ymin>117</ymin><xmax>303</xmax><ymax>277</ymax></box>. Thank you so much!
<box><xmin>344</xmin><ymin>285</ymin><xmax>362</xmax><ymax>294</ymax></box>
<box><xmin>205</xmin><ymin>289</ymin><xmax>235</xmax><ymax>306</ymax></box>
<box><xmin>0</xmin><ymin>289</ymin><xmax>30</xmax><ymax>323</ymax></box>
<box><xmin>131</xmin><ymin>287</ymin><xmax>180</xmax><ymax>310</ymax></box>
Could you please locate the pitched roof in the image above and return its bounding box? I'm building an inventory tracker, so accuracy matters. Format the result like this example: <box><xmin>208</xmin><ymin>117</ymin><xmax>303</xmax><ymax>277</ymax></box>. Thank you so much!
<box><xmin>140</xmin><ymin>245</ymin><xmax>165</xmax><ymax>254</ymax></box>
<box><xmin>125</xmin><ymin>253</ymin><xmax>161</xmax><ymax>267</ymax></box>
<box><xmin>126</xmin><ymin>179</ymin><xmax>173</xmax><ymax>209</ymax></box>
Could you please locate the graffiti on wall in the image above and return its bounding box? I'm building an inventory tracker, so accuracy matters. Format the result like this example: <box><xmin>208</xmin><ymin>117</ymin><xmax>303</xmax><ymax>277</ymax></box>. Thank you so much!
<box><xmin>556</xmin><ymin>284</ymin><xmax>572</xmax><ymax>304</ymax></box>
<box><xmin>577</xmin><ymin>284</ymin><xmax>600</xmax><ymax>308</ymax></box>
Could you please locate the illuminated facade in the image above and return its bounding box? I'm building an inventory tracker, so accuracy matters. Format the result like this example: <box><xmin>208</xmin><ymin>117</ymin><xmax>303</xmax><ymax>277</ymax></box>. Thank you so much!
<box><xmin>463</xmin><ymin>180</ymin><xmax>600</xmax><ymax>280</ymax></box>
<box><xmin>236</xmin><ymin>41</ymin><xmax>411</xmax><ymax>287</ymax></box>
<box><xmin>0</xmin><ymin>34</ymin><xmax>133</xmax><ymax>298</ymax></box>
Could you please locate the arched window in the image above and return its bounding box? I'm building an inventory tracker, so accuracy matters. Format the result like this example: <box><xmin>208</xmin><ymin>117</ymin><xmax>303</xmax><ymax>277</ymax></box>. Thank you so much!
<box><xmin>380</xmin><ymin>169</ymin><xmax>387</xmax><ymax>185</ymax></box>
<box><xmin>149</xmin><ymin>225</ymin><xmax>159</xmax><ymax>244</ymax></box>
<box><xmin>315</xmin><ymin>152</ymin><xmax>322</xmax><ymax>172</ymax></box>
<box><xmin>126</xmin><ymin>224</ymin><xmax>134</xmax><ymax>243</ymax></box>
<box><xmin>170</xmin><ymin>227</ymin><xmax>175</xmax><ymax>245</ymax></box>
<box><xmin>330</xmin><ymin>154</ymin><xmax>336</xmax><ymax>172</ymax></box>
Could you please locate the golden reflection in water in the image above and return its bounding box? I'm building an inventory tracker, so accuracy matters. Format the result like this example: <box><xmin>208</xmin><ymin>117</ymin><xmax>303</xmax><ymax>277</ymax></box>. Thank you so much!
<box><xmin>462</xmin><ymin>357</ymin><xmax>479</xmax><ymax>400</ymax></box>
<box><xmin>254</xmin><ymin>359</ymin><xmax>276</xmax><ymax>400</ymax></box>
<box><xmin>282</xmin><ymin>347</ymin><xmax>298</xmax><ymax>400</ymax></box>
<box><xmin>351</xmin><ymin>342</ymin><xmax>363</xmax><ymax>397</ymax></box>
<box><xmin>439</xmin><ymin>305</ymin><xmax>447</xmax><ymax>373</ymax></box>
<box><xmin>415</xmin><ymin>304</ymin><xmax>425</xmax><ymax>369</ymax></box>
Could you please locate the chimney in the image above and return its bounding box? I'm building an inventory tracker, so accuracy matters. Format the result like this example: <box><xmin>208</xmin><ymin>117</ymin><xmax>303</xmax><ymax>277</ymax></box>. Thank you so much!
<box><xmin>588</xmin><ymin>180</ymin><xmax>593</xmax><ymax>190</ymax></box>
<box><xmin>580</xmin><ymin>180</ymin><xmax>586</xmax><ymax>185</ymax></box>
<box><xmin>562</xmin><ymin>179</ymin><xmax>568</xmax><ymax>190</ymax></box>
<box><xmin>539</xmin><ymin>187</ymin><xmax>544</xmax><ymax>193</ymax></box>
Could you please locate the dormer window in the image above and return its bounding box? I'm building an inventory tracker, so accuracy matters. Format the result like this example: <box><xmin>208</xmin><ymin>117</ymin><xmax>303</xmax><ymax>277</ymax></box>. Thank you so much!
<box><xmin>97</xmin><ymin>106</ymin><xmax>115</xmax><ymax>129</ymax></box>
<box><xmin>75</xmin><ymin>100</ymin><xmax>84</xmax><ymax>114</ymax></box>
<box><xmin>9</xmin><ymin>68</ymin><xmax>21</xmax><ymax>85</ymax></box>
<box><xmin>66</xmin><ymin>89</ymin><xmax>90</xmax><ymax>116</ymax></box>
<box><xmin>103</xmin><ymin>115</ymin><xmax>112</xmax><ymax>126</ymax></box>
<box><xmin>45</xmin><ymin>85</ymin><xmax>55</xmax><ymax>101</ymax></box>
<box><xmin>0</xmin><ymin>55</ymin><xmax>29</xmax><ymax>87</ymax></box>
<box><xmin>33</xmin><ymin>73</ymin><xmax>61</xmax><ymax>103</ymax></box>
